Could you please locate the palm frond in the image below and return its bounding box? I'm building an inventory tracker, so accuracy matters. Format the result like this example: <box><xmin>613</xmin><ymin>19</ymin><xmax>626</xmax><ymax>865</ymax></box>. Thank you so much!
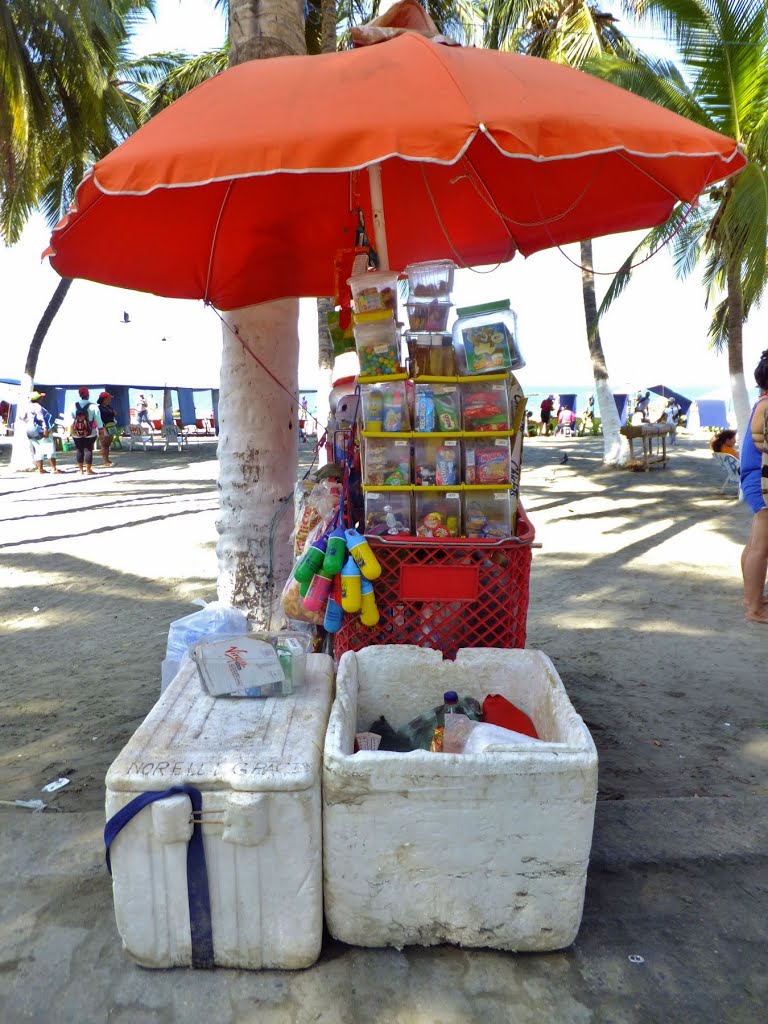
<box><xmin>138</xmin><ymin>50</ymin><xmax>229</xmax><ymax>121</ymax></box>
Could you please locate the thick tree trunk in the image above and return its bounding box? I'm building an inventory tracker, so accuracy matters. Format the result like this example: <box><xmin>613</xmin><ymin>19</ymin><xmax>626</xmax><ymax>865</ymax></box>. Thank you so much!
<box><xmin>580</xmin><ymin>239</ymin><xmax>629</xmax><ymax>466</ymax></box>
<box><xmin>229</xmin><ymin>0</ymin><xmax>305</xmax><ymax>61</ymax></box>
<box><xmin>11</xmin><ymin>277</ymin><xmax>73</xmax><ymax>471</ymax></box>
<box><xmin>216</xmin><ymin>301</ymin><xmax>300</xmax><ymax>624</ymax></box>
<box><xmin>726</xmin><ymin>259</ymin><xmax>751</xmax><ymax>443</ymax></box>
<box><xmin>217</xmin><ymin>0</ymin><xmax>306</xmax><ymax>623</ymax></box>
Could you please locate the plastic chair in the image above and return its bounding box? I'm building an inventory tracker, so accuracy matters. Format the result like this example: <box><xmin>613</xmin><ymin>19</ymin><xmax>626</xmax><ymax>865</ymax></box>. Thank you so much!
<box><xmin>712</xmin><ymin>452</ymin><xmax>740</xmax><ymax>495</ymax></box>
<box><xmin>122</xmin><ymin>425</ymin><xmax>154</xmax><ymax>451</ymax></box>
<box><xmin>162</xmin><ymin>425</ymin><xmax>189</xmax><ymax>452</ymax></box>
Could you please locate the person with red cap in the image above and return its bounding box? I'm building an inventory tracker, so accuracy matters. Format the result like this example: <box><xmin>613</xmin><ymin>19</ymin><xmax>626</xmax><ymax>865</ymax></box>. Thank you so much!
<box><xmin>67</xmin><ymin>386</ymin><xmax>104</xmax><ymax>475</ymax></box>
<box><xmin>97</xmin><ymin>391</ymin><xmax>118</xmax><ymax>467</ymax></box>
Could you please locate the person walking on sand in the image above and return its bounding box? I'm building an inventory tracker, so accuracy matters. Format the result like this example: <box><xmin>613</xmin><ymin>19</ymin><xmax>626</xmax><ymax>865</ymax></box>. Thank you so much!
<box><xmin>24</xmin><ymin>391</ymin><xmax>62</xmax><ymax>474</ymax></box>
<box><xmin>68</xmin><ymin>386</ymin><xmax>103</xmax><ymax>476</ymax></box>
<box><xmin>739</xmin><ymin>350</ymin><xmax>768</xmax><ymax>624</ymax></box>
<box><xmin>136</xmin><ymin>393</ymin><xmax>151</xmax><ymax>429</ymax></box>
<box><xmin>539</xmin><ymin>395</ymin><xmax>554</xmax><ymax>436</ymax></box>
<box><xmin>97</xmin><ymin>391</ymin><xmax>118</xmax><ymax>467</ymax></box>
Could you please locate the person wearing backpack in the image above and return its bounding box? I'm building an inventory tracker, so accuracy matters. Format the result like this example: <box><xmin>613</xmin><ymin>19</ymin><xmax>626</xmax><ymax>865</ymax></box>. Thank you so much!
<box><xmin>68</xmin><ymin>386</ymin><xmax>104</xmax><ymax>475</ymax></box>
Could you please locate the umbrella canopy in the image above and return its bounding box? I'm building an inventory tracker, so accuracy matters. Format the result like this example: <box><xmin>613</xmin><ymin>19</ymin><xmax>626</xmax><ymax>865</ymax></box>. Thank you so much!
<box><xmin>46</xmin><ymin>33</ymin><xmax>745</xmax><ymax>310</ymax></box>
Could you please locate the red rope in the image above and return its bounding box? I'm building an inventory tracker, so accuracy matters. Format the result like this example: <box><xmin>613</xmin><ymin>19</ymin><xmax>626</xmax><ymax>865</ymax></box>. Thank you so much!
<box><xmin>210</xmin><ymin>305</ymin><xmax>326</xmax><ymax>435</ymax></box>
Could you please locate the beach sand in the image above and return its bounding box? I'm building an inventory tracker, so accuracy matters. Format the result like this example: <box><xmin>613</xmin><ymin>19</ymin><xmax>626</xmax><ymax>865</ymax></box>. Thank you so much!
<box><xmin>1</xmin><ymin>430</ymin><xmax>766</xmax><ymax>816</ymax></box>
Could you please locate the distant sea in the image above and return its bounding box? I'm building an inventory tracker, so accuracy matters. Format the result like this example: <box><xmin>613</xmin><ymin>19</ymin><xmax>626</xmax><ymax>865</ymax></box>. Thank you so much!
<box><xmin>520</xmin><ymin>382</ymin><xmax>733</xmax><ymax>415</ymax></box>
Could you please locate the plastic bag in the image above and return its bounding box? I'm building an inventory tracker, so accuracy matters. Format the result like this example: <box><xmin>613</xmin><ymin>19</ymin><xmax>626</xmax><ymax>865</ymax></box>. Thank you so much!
<box><xmin>292</xmin><ymin>479</ymin><xmax>341</xmax><ymax>557</ymax></box>
<box><xmin>444</xmin><ymin>715</ymin><xmax>542</xmax><ymax>754</ymax></box>
<box><xmin>164</xmin><ymin>599</ymin><xmax>249</xmax><ymax>666</ymax></box>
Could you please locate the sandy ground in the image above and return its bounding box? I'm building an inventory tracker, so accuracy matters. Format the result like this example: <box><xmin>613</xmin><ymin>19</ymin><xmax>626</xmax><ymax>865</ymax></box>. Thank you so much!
<box><xmin>1</xmin><ymin>429</ymin><xmax>766</xmax><ymax>813</ymax></box>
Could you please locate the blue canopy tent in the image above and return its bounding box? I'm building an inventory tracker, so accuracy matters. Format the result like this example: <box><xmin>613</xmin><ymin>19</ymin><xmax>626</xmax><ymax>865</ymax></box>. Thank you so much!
<box><xmin>36</xmin><ymin>383</ymin><xmax>219</xmax><ymax>434</ymax></box>
<box><xmin>613</xmin><ymin>393</ymin><xmax>629</xmax><ymax>424</ymax></box>
<box><xmin>694</xmin><ymin>399</ymin><xmax>728</xmax><ymax>429</ymax></box>
<box><xmin>646</xmin><ymin>385</ymin><xmax>692</xmax><ymax>415</ymax></box>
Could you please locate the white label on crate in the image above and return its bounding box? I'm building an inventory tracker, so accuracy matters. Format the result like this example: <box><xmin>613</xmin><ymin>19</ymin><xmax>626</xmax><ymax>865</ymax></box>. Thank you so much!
<box><xmin>394</xmin><ymin>440</ymin><xmax>408</xmax><ymax>447</ymax></box>
<box><xmin>494</xmin><ymin>438</ymin><xmax>508</xmax><ymax>447</ymax></box>
<box><xmin>492</xmin><ymin>492</ymin><xmax>508</xmax><ymax>501</ymax></box>
<box><xmin>443</xmin><ymin>440</ymin><xmax>457</xmax><ymax>447</ymax></box>
<box><xmin>446</xmin><ymin>492</ymin><xmax>460</xmax><ymax>499</ymax></box>
<box><xmin>368</xmin><ymin>492</ymin><xmax>382</xmax><ymax>499</ymax></box>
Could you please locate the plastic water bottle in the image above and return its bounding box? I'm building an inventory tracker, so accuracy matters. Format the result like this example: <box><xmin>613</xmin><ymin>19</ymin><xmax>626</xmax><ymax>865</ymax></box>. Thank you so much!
<box><xmin>430</xmin><ymin>690</ymin><xmax>460</xmax><ymax>752</ymax></box>
<box><xmin>398</xmin><ymin>692</ymin><xmax>481</xmax><ymax>751</ymax></box>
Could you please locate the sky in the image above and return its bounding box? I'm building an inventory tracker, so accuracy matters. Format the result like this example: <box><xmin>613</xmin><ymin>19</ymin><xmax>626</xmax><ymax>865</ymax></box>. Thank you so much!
<box><xmin>1</xmin><ymin>0</ymin><xmax>765</xmax><ymax>399</ymax></box>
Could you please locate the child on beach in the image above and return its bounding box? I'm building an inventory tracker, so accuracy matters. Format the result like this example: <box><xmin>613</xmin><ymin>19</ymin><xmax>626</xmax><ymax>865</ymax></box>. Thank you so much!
<box><xmin>711</xmin><ymin>429</ymin><xmax>739</xmax><ymax>459</ymax></box>
<box><xmin>739</xmin><ymin>350</ymin><xmax>768</xmax><ymax>624</ymax></box>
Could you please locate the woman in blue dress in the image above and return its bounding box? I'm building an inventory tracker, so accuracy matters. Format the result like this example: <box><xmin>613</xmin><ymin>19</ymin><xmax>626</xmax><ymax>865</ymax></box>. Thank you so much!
<box><xmin>740</xmin><ymin>349</ymin><xmax>768</xmax><ymax>623</ymax></box>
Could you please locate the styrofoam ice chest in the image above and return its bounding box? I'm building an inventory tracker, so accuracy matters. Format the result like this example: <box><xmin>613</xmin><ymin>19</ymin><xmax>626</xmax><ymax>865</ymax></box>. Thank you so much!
<box><xmin>105</xmin><ymin>653</ymin><xmax>335</xmax><ymax>969</ymax></box>
<box><xmin>323</xmin><ymin>646</ymin><xmax>598</xmax><ymax>952</ymax></box>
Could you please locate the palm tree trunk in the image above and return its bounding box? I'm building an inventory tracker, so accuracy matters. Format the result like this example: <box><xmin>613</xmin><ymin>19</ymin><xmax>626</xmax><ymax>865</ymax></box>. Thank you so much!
<box><xmin>320</xmin><ymin>0</ymin><xmax>336</xmax><ymax>53</ymax></box>
<box><xmin>11</xmin><ymin>277</ymin><xmax>73</xmax><ymax>471</ymax></box>
<box><xmin>216</xmin><ymin>0</ymin><xmax>306</xmax><ymax>626</ymax></box>
<box><xmin>579</xmin><ymin>239</ymin><xmax>629</xmax><ymax>466</ymax></box>
<box><xmin>217</xmin><ymin>301</ymin><xmax>300</xmax><ymax>623</ymax></box>
<box><xmin>311</xmin><ymin>0</ymin><xmax>338</xmax><ymax>464</ymax></box>
<box><xmin>726</xmin><ymin>258</ymin><xmax>751</xmax><ymax>444</ymax></box>
<box><xmin>314</xmin><ymin>300</ymin><xmax>335</xmax><ymax>464</ymax></box>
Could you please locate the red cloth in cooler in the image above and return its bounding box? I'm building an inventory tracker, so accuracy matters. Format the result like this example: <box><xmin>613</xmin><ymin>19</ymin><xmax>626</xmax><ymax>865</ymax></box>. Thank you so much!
<box><xmin>482</xmin><ymin>694</ymin><xmax>538</xmax><ymax>739</ymax></box>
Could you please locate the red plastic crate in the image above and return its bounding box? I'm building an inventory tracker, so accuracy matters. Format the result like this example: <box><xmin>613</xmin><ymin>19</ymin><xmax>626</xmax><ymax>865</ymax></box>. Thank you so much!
<box><xmin>334</xmin><ymin>506</ymin><xmax>535</xmax><ymax>660</ymax></box>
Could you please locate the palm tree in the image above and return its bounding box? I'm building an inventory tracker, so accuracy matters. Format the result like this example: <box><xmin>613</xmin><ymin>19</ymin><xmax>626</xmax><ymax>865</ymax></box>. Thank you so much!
<box><xmin>2</xmin><ymin>0</ymin><xmax>171</xmax><ymax>468</ymax></box>
<box><xmin>590</xmin><ymin>0</ymin><xmax>768</xmax><ymax>443</ymax></box>
<box><xmin>480</xmin><ymin>0</ymin><xmax>647</xmax><ymax>463</ymax></box>
<box><xmin>213</xmin><ymin>1</ymin><xmax>307</xmax><ymax>624</ymax></box>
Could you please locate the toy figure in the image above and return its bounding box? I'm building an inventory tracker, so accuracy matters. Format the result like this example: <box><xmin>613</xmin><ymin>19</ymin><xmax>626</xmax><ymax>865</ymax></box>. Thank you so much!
<box><xmin>417</xmin><ymin>511</ymin><xmax>450</xmax><ymax>538</ymax></box>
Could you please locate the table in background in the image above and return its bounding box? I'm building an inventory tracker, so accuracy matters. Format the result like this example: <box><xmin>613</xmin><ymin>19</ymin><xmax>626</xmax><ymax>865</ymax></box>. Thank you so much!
<box><xmin>620</xmin><ymin>423</ymin><xmax>674</xmax><ymax>471</ymax></box>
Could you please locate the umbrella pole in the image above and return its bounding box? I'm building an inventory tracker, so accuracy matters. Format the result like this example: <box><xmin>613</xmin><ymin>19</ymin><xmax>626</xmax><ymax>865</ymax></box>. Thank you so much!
<box><xmin>367</xmin><ymin>163</ymin><xmax>390</xmax><ymax>271</ymax></box>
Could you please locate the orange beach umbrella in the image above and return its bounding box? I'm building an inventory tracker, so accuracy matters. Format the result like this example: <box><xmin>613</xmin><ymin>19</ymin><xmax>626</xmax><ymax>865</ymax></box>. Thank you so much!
<box><xmin>46</xmin><ymin>32</ymin><xmax>745</xmax><ymax>310</ymax></box>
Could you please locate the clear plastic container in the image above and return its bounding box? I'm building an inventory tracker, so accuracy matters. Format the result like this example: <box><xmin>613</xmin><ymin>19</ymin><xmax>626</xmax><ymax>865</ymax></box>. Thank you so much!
<box><xmin>452</xmin><ymin>300</ymin><xmax>524</xmax><ymax>375</ymax></box>
<box><xmin>414</xmin><ymin>491</ymin><xmax>461</xmax><ymax>538</ymax></box>
<box><xmin>464</xmin><ymin>437</ymin><xmax>512</xmax><ymax>485</ymax></box>
<box><xmin>250</xmin><ymin>630</ymin><xmax>312</xmax><ymax>694</ymax></box>
<box><xmin>365</xmin><ymin>491</ymin><xmax>412</xmax><ymax>536</ymax></box>
<box><xmin>404</xmin><ymin>260</ymin><xmax>455</xmax><ymax>300</ymax></box>
<box><xmin>360</xmin><ymin>381</ymin><xmax>409</xmax><ymax>432</ymax></box>
<box><xmin>362</xmin><ymin>436</ymin><xmax>411</xmax><ymax>486</ymax></box>
<box><xmin>414</xmin><ymin>437</ymin><xmax>461</xmax><ymax>487</ymax></box>
<box><xmin>191</xmin><ymin>631</ymin><xmax>311</xmax><ymax>698</ymax></box>
<box><xmin>406</xmin><ymin>332</ymin><xmax>455</xmax><ymax>377</ymax></box>
<box><xmin>460</xmin><ymin>381</ymin><xmax>511</xmax><ymax>432</ymax></box>
<box><xmin>463</xmin><ymin>490</ymin><xmax>512</xmax><ymax>539</ymax></box>
<box><xmin>413</xmin><ymin>383</ymin><xmax>461</xmax><ymax>433</ymax></box>
<box><xmin>405</xmin><ymin>300</ymin><xmax>452</xmax><ymax>333</ymax></box>
<box><xmin>348</xmin><ymin>270</ymin><xmax>399</xmax><ymax>315</ymax></box>
<box><xmin>353</xmin><ymin>313</ymin><xmax>402</xmax><ymax>376</ymax></box>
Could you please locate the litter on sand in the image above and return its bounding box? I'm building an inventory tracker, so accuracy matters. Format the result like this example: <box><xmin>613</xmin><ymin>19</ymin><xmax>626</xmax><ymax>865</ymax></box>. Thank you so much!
<box><xmin>41</xmin><ymin>777</ymin><xmax>70</xmax><ymax>793</ymax></box>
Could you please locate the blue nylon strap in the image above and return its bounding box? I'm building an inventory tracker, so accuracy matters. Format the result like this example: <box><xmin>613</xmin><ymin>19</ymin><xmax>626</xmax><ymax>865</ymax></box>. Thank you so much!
<box><xmin>104</xmin><ymin>785</ymin><xmax>215</xmax><ymax>968</ymax></box>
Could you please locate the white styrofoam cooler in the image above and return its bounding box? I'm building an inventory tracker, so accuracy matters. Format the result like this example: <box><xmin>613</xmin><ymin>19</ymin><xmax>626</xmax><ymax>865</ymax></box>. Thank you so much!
<box><xmin>105</xmin><ymin>652</ymin><xmax>335</xmax><ymax>969</ymax></box>
<box><xmin>323</xmin><ymin>646</ymin><xmax>598</xmax><ymax>952</ymax></box>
